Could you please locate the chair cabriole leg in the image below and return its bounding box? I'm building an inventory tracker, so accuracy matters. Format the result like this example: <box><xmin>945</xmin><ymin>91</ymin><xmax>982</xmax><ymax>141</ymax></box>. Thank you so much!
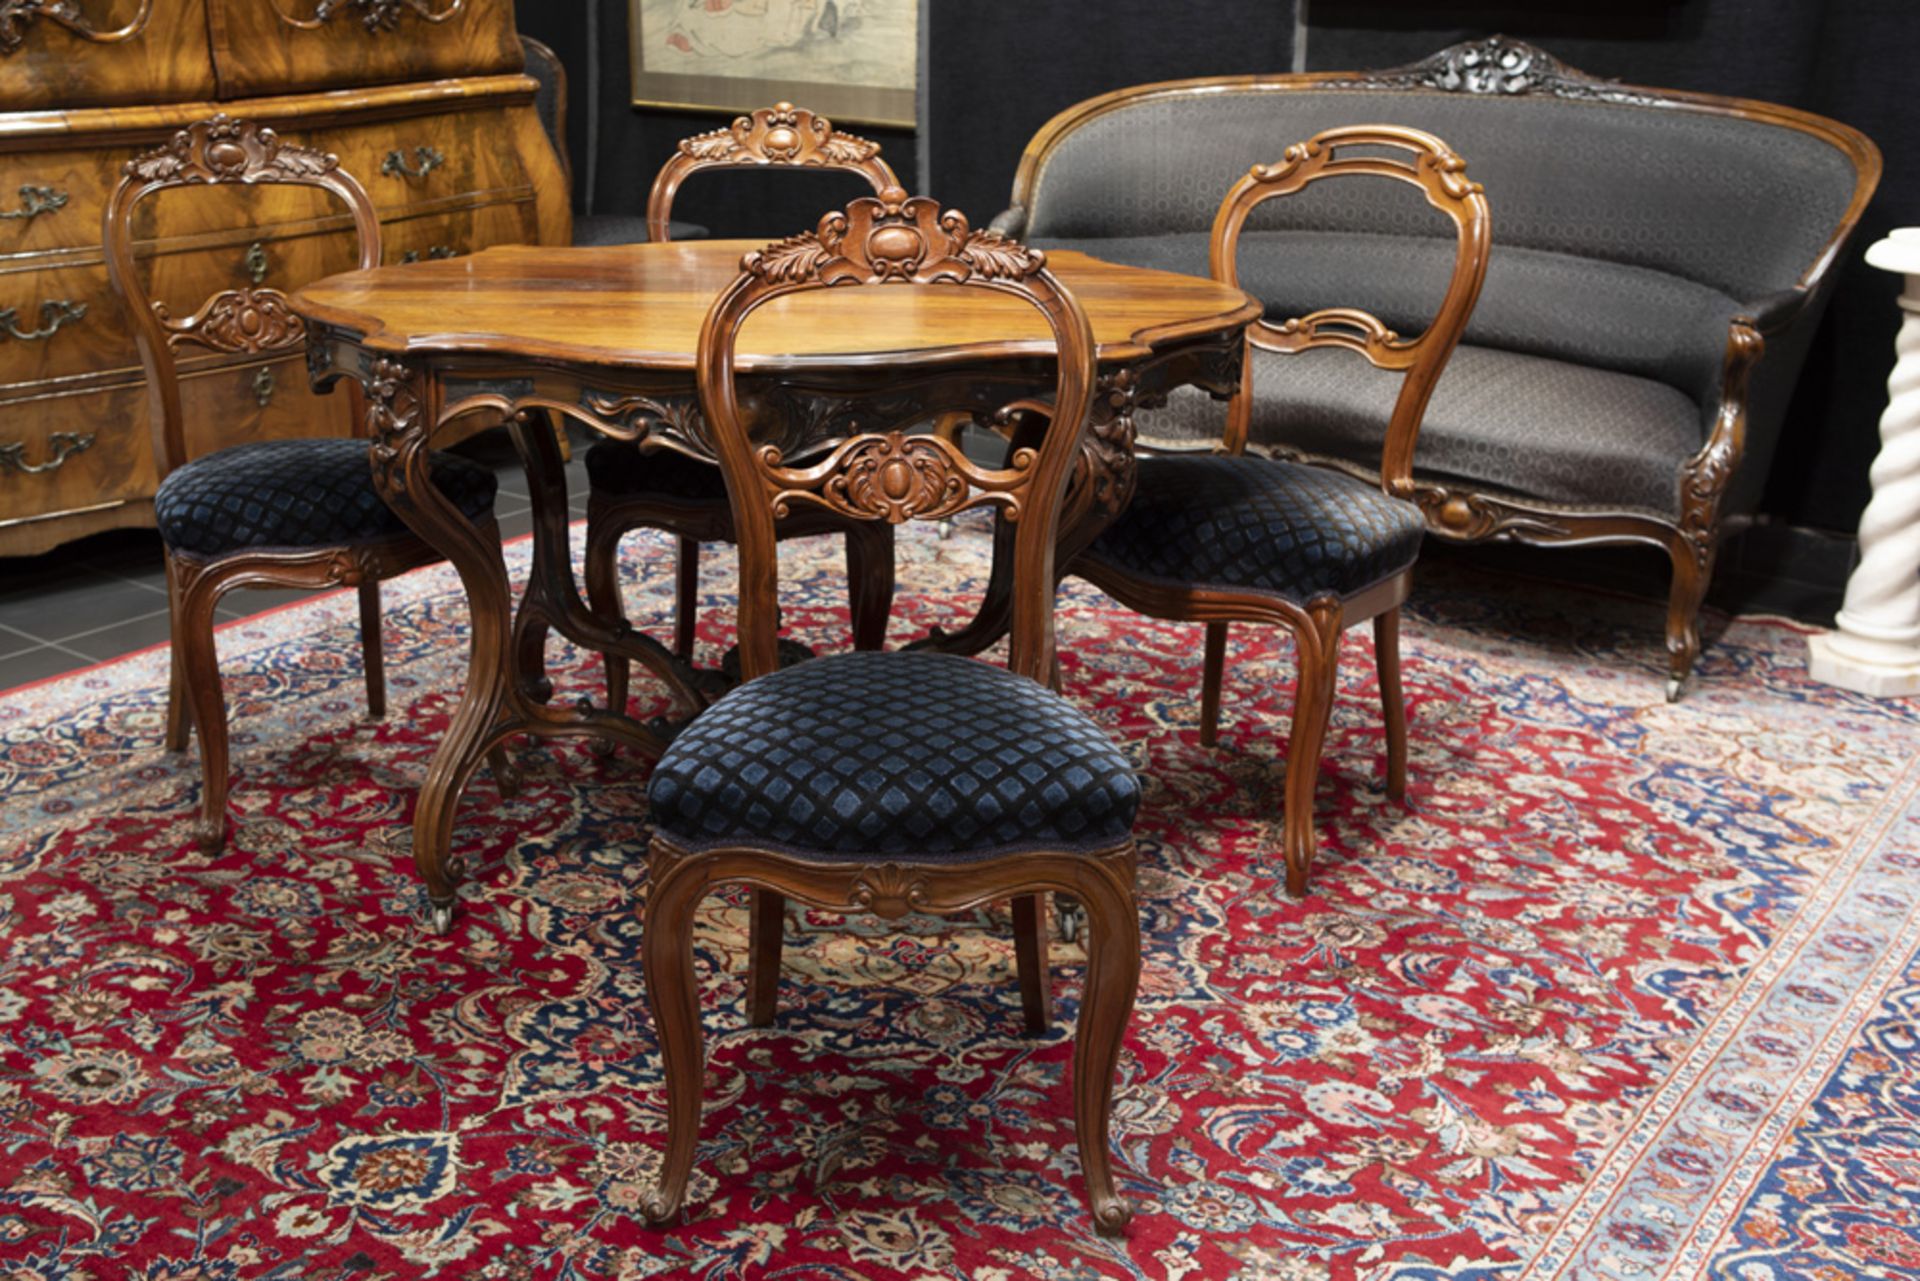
<box><xmin>1664</xmin><ymin>531</ymin><xmax>1713</xmax><ymax>702</ymax></box>
<box><xmin>174</xmin><ymin>560</ymin><xmax>230</xmax><ymax>851</ymax></box>
<box><xmin>583</xmin><ymin>514</ymin><xmax>632</xmax><ymax>717</ymax></box>
<box><xmin>1373</xmin><ymin>607</ymin><xmax>1407</xmax><ymax>802</ymax></box>
<box><xmin>745</xmin><ymin>889</ymin><xmax>784</xmax><ymax>1027</ymax></box>
<box><xmin>1073</xmin><ymin>858</ymin><xmax>1141</xmax><ymax>1236</ymax></box>
<box><xmin>674</xmin><ymin>536</ymin><xmax>701</xmax><ymax>662</ymax></box>
<box><xmin>643</xmin><ymin>847</ymin><xmax>709</xmax><ymax>1225</ymax></box>
<box><xmin>358</xmin><ymin>579</ymin><xmax>387</xmax><ymax>719</ymax></box>
<box><xmin>163</xmin><ymin>554</ymin><xmax>191</xmax><ymax>752</ymax></box>
<box><xmin>844</xmin><ymin>521</ymin><xmax>895</xmax><ymax>652</ymax></box>
<box><xmin>1199</xmin><ymin>621</ymin><xmax>1228</xmax><ymax>746</ymax></box>
<box><xmin>1282</xmin><ymin>600</ymin><xmax>1343</xmax><ymax>898</ymax></box>
<box><xmin>1011</xmin><ymin>893</ymin><xmax>1052</xmax><ymax>1033</ymax></box>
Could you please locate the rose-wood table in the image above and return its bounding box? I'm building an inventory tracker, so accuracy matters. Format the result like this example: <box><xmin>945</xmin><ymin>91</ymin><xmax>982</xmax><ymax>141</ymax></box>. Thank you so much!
<box><xmin>289</xmin><ymin>239</ymin><xmax>1260</xmax><ymax>932</ymax></box>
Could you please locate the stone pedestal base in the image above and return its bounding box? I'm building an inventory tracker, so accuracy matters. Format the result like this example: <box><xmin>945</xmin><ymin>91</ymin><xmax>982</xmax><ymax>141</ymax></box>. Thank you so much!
<box><xmin>1807</xmin><ymin>631</ymin><xmax>1920</xmax><ymax>698</ymax></box>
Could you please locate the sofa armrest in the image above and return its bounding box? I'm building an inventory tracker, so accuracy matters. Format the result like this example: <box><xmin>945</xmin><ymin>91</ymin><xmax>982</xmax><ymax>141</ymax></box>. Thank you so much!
<box><xmin>1740</xmin><ymin>287</ymin><xmax>1810</xmax><ymax>336</ymax></box>
<box><xmin>989</xmin><ymin>205</ymin><xmax>1029</xmax><ymax>238</ymax></box>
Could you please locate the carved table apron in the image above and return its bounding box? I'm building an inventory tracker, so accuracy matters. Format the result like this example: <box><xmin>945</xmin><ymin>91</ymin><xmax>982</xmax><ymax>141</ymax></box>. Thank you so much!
<box><xmin>290</xmin><ymin>241</ymin><xmax>1259</xmax><ymax>926</ymax></box>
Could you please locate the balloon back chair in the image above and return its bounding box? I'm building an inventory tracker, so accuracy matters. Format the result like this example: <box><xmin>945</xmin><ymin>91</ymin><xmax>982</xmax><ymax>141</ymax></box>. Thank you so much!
<box><xmin>640</xmin><ymin>190</ymin><xmax>1144</xmax><ymax>1233</ymax></box>
<box><xmin>582</xmin><ymin>104</ymin><xmax>902</xmax><ymax>713</ymax></box>
<box><xmin>103</xmin><ymin>115</ymin><xmax>500</xmax><ymax>852</ymax></box>
<box><xmin>1073</xmin><ymin>126</ymin><xmax>1490</xmax><ymax>896</ymax></box>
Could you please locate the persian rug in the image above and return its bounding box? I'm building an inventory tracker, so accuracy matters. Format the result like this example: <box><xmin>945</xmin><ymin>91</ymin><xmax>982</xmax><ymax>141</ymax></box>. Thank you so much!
<box><xmin>2</xmin><ymin>517</ymin><xmax>1918</xmax><ymax>1281</ymax></box>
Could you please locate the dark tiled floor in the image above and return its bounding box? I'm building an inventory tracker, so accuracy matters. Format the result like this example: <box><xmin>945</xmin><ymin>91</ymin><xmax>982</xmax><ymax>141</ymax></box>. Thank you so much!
<box><xmin>0</xmin><ymin>426</ymin><xmax>589</xmax><ymax>692</ymax></box>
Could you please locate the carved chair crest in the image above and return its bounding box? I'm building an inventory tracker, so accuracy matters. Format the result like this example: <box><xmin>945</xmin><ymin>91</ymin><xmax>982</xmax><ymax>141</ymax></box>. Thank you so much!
<box><xmin>697</xmin><ymin>188</ymin><xmax>1097</xmax><ymax>683</ymax></box>
<box><xmin>1209</xmin><ymin>124</ymin><xmax>1491</xmax><ymax>492</ymax></box>
<box><xmin>646</xmin><ymin>102</ymin><xmax>899</xmax><ymax>243</ymax></box>
<box><xmin>104</xmin><ymin>115</ymin><xmax>384</xmax><ymax>476</ymax></box>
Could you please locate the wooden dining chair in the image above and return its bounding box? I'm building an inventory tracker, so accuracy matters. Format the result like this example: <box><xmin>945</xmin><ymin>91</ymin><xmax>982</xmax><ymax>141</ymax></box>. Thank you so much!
<box><xmin>640</xmin><ymin>190</ymin><xmax>1143</xmax><ymax>1234</ymax></box>
<box><xmin>104</xmin><ymin>115</ymin><xmax>501</xmax><ymax>853</ymax></box>
<box><xmin>1072</xmin><ymin>126</ymin><xmax>1491</xmax><ymax>897</ymax></box>
<box><xmin>582</xmin><ymin>104</ymin><xmax>901</xmax><ymax>712</ymax></box>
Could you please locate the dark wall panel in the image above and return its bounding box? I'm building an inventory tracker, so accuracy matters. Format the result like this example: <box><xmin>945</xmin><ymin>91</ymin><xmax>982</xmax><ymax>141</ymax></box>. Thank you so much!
<box><xmin>924</xmin><ymin>0</ymin><xmax>1295</xmax><ymax>224</ymax></box>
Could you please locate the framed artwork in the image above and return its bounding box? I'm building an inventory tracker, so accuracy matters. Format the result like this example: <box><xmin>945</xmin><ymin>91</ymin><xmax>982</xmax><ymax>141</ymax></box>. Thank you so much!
<box><xmin>630</xmin><ymin>0</ymin><xmax>919</xmax><ymax>129</ymax></box>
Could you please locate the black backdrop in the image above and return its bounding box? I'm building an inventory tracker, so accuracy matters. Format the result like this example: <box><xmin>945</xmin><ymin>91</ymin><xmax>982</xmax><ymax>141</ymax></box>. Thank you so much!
<box><xmin>516</xmin><ymin>0</ymin><xmax>1919</xmax><ymax>547</ymax></box>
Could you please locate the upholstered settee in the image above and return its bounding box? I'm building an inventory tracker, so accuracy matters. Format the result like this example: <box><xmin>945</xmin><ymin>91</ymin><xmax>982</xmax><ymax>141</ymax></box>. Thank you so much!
<box><xmin>992</xmin><ymin>37</ymin><xmax>1879</xmax><ymax>697</ymax></box>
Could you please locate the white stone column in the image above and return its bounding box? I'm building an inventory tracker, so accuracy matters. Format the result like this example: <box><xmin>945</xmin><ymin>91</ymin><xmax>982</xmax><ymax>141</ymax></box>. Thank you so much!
<box><xmin>1809</xmin><ymin>229</ymin><xmax>1920</xmax><ymax>696</ymax></box>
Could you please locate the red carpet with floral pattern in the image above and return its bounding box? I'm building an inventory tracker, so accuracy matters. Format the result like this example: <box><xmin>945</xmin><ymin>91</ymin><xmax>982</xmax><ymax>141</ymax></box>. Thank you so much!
<box><xmin>3</xmin><ymin>517</ymin><xmax>1919</xmax><ymax>1281</ymax></box>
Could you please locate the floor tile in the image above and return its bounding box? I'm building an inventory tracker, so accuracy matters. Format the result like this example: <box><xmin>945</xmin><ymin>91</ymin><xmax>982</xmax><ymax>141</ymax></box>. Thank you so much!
<box><xmin>0</xmin><ymin>568</ymin><xmax>173</xmax><ymax>644</ymax></box>
<box><xmin>0</xmin><ymin>643</ymin><xmax>91</xmax><ymax>690</ymax></box>
<box><xmin>61</xmin><ymin>610</ymin><xmax>176</xmax><ymax>663</ymax></box>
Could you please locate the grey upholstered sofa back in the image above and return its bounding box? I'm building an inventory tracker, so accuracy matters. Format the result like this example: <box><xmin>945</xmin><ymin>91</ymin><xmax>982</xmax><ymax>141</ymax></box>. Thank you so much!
<box><xmin>1023</xmin><ymin>88</ymin><xmax>1859</xmax><ymax>305</ymax></box>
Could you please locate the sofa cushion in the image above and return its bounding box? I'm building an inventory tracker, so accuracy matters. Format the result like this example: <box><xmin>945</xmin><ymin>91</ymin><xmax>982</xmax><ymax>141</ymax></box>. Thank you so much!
<box><xmin>1040</xmin><ymin>232</ymin><xmax>1740</xmax><ymax>403</ymax></box>
<box><xmin>1083</xmin><ymin>454</ymin><xmax>1425</xmax><ymax>602</ymax></box>
<box><xmin>154</xmin><ymin>438</ymin><xmax>497</xmax><ymax>557</ymax></box>
<box><xmin>1133</xmin><ymin>343</ymin><xmax>1703</xmax><ymax>519</ymax></box>
<box><xmin>647</xmin><ymin>651</ymin><xmax>1141</xmax><ymax>859</ymax></box>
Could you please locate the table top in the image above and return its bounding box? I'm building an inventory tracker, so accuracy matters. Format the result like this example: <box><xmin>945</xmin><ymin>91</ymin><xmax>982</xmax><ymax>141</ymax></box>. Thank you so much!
<box><xmin>290</xmin><ymin>240</ymin><xmax>1261</xmax><ymax>375</ymax></box>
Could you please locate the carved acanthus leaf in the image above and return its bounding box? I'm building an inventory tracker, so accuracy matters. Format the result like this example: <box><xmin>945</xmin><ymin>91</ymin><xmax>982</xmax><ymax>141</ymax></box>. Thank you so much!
<box><xmin>680</xmin><ymin>101</ymin><xmax>882</xmax><ymax>168</ymax></box>
<box><xmin>1323</xmin><ymin>34</ymin><xmax>1665</xmax><ymax>107</ymax></box>
<box><xmin>156</xmin><ymin>287</ymin><xmax>306</xmax><ymax>355</ymax></box>
<box><xmin>741</xmin><ymin>189</ymin><xmax>1047</xmax><ymax>288</ymax></box>
<box><xmin>125</xmin><ymin>114</ymin><xmax>339</xmax><ymax>187</ymax></box>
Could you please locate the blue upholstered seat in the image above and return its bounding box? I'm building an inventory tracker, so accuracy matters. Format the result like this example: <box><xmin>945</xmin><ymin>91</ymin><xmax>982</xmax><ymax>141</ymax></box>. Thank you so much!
<box><xmin>154</xmin><ymin>438</ymin><xmax>497</xmax><ymax>558</ymax></box>
<box><xmin>1082</xmin><ymin>454</ymin><xmax>1424</xmax><ymax>602</ymax></box>
<box><xmin>584</xmin><ymin>439</ymin><xmax>729</xmax><ymax>500</ymax></box>
<box><xmin>648</xmin><ymin>651</ymin><xmax>1140</xmax><ymax>859</ymax></box>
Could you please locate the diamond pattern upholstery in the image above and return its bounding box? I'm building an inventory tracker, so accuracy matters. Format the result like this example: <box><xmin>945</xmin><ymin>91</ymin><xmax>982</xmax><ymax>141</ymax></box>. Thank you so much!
<box><xmin>584</xmin><ymin>439</ymin><xmax>729</xmax><ymax>501</ymax></box>
<box><xmin>1083</xmin><ymin>454</ymin><xmax>1424</xmax><ymax>602</ymax></box>
<box><xmin>648</xmin><ymin>651</ymin><xmax>1140</xmax><ymax>860</ymax></box>
<box><xmin>154</xmin><ymin>438</ymin><xmax>497</xmax><ymax>557</ymax></box>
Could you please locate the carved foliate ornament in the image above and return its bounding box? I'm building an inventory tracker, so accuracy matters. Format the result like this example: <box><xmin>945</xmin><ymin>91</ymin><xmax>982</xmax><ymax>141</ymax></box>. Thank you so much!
<box><xmin>848</xmin><ymin>864</ymin><xmax>932</xmax><ymax>918</ymax></box>
<box><xmin>124</xmin><ymin>115</ymin><xmax>338</xmax><ymax>186</ymax></box>
<box><xmin>745</xmin><ymin>188</ymin><xmax>1047</xmax><ymax>288</ymax></box>
<box><xmin>762</xmin><ymin>430</ymin><xmax>1036</xmax><ymax>526</ymax></box>
<box><xmin>681</xmin><ymin>102</ymin><xmax>882</xmax><ymax>168</ymax></box>
<box><xmin>156</xmin><ymin>287</ymin><xmax>307</xmax><ymax>355</ymax></box>
<box><xmin>1328</xmin><ymin>35</ymin><xmax>1664</xmax><ymax>107</ymax></box>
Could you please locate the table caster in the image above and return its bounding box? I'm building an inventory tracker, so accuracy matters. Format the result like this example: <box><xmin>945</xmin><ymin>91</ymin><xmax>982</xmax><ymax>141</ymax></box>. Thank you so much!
<box><xmin>1055</xmin><ymin>897</ymin><xmax>1085</xmax><ymax>944</ymax></box>
<box><xmin>427</xmin><ymin>901</ymin><xmax>455</xmax><ymax>936</ymax></box>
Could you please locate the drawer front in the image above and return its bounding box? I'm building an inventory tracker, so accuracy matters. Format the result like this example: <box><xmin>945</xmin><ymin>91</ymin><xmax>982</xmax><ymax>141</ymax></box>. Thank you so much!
<box><xmin>0</xmin><ymin>0</ymin><xmax>218</xmax><ymax>109</ymax></box>
<box><xmin>321</xmin><ymin>106</ymin><xmax>538</xmax><ymax>218</ymax></box>
<box><xmin>0</xmin><ymin>383</ymin><xmax>156</xmax><ymax>526</ymax></box>
<box><xmin>0</xmin><ymin>148</ymin><xmax>121</xmax><ymax>258</ymax></box>
<box><xmin>179</xmin><ymin>351</ymin><xmax>354</xmax><ymax>460</ymax></box>
<box><xmin>208</xmin><ymin>0</ymin><xmax>521</xmax><ymax>99</ymax></box>
<box><xmin>0</xmin><ymin>258</ymin><xmax>125</xmax><ymax>389</ymax></box>
<box><xmin>383</xmin><ymin>197</ymin><xmax>535</xmax><ymax>265</ymax></box>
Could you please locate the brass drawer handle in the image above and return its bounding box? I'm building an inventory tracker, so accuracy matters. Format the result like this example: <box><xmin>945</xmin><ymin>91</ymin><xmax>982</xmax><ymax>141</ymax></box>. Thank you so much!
<box><xmin>0</xmin><ymin>299</ymin><xmax>86</xmax><ymax>342</ymax></box>
<box><xmin>245</xmin><ymin>241</ymin><xmax>269</xmax><ymax>284</ymax></box>
<box><xmin>0</xmin><ymin>432</ymin><xmax>94</xmax><ymax>475</ymax></box>
<box><xmin>381</xmin><ymin>146</ymin><xmax>446</xmax><ymax>181</ymax></box>
<box><xmin>400</xmin><ymin>245</ymin><xmax>457</xmax><ymax>263</ymax></box>
<box><xmin>252</xmin><ymin>366</ymin><xmax>275</xmax><ymax>407</ymax></box>
<box><xmin>0</xmin><ymin>0</ymin><xmax>153</xmax><ymax>55</ymax></box>
<box><xmin>272</xmin><ymin>0</ymin><xmax>465</xmax><ymax>34</ymax></box>
<box><xmin>0</xmin><ymin>185</ymin><xmax>68</xmax><ymax>221</ymax></box>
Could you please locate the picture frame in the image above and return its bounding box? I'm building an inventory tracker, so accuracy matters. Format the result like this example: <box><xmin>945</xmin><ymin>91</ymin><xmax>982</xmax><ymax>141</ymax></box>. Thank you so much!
<box><xmin>629</xmin><ymin>0</ymin><xmax>919</xmax><ymax>129</ymax></box>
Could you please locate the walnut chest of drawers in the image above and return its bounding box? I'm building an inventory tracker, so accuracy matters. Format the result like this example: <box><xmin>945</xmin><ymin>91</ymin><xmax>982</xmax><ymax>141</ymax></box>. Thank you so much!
<box><xmin>0</xmin><ymin>0</ymin><xmax>570</xmax><ymax>555</ymax></box>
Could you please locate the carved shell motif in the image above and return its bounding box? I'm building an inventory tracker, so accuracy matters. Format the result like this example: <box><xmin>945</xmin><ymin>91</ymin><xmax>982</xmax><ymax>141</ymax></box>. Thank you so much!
<box><xmin>744</xmin><ymin>188</ymin><xmax>1047</xmax><ymax>287</ymax></box>
<box><xmin>849</xmin><ymin>864</ymin><xmax>932</xmax><ymax>919</ymax></box>
<box><xmin>125</xmin><ymin>114</ymin><xmax>339</xmax><ymax>186</ymax></box>
<box><xmin>156</xmin><ymin>287</ymin><xmax>306</xmax><ymax>355</ymax></box>
<box><xmin>680</xmin><ymin>102</ymin><xmax>882</xmax><ymax>167</ymax></box>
